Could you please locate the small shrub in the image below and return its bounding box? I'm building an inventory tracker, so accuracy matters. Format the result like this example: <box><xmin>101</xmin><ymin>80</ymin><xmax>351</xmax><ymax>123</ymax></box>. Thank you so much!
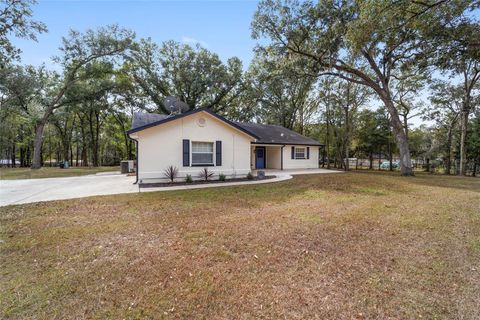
<box><xmin>219</xmin><ymin>173</ymin><xmax>226</xmax><ymax>181</ymax></box>
<box><xmin>198</xmin><ymin>167</ymin><xmax>214</xmax><ymax>181</ymax></box>
<box><xmin>163</xmin><ymin>165</ymin><xmax>178</xmax><ymax>183</ymax></box>
<box><xmin>185</xmin><ymin>174</ymin><xmax>193</xmax><ymax>183</ymax></box>
<box><xmin>246</xmin><ymin>172</ymin><xmax>254</xmax><ymax>180</ymax></box>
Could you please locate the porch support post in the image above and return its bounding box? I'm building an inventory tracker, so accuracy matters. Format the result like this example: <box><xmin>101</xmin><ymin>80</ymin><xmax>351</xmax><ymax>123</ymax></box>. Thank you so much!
<box><xmin>281</xmin><ymin>145</ymin><xmax>285</xmax><ymax>170</ymax></box>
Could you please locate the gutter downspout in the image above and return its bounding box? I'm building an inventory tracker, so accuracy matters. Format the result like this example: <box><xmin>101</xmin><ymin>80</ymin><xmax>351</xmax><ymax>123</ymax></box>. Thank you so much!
<box><xmin>127</xmin><ymin>135</ymin><xmax>139</xmax><ymax>184</ymax></box>
<box><xmin>281</xmin><ymin>145</ymin><xmax>285</xmax><ymax>170</ymax></box>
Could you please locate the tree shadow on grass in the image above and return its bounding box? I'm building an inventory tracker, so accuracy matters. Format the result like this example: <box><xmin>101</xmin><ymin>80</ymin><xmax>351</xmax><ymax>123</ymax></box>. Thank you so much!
<box><xmin>128</xmin><ymin>171</ymin><xmax>479</xmax><ymax>214</ymax></box>
<box><xmin>353</xmin><ymin>170</ymin><xmax>480</xmax><ymax>194</ymax></box>
<box><xmin>408</xmin><ymin>174</ymin><xmax>480</xmax><ymax>193</ymax></box>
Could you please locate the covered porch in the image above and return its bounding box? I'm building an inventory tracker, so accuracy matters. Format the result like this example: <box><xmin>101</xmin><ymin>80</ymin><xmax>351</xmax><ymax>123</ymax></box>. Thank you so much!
<box><xmin>250</xmin><ymin>144</ymin><xmax>285</xmax><ymax>170</ymax></box>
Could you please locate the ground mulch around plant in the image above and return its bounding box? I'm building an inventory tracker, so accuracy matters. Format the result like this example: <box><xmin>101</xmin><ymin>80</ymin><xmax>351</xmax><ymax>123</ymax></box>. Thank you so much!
<box><xmin>139</xmin><ymin>175</ymin><xmax>275</xmax><ymax>188</ymax></box>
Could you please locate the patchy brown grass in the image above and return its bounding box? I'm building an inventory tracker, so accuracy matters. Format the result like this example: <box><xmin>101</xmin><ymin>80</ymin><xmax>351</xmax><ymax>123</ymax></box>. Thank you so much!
<box><xmin>0</xmin><ymin>167</ymin><xmax>119</xmax><ymax>180</ymax></box>
<box><xmin>1</xmin><ymin>172</ymin><xmax>479</xmax><ymax>319</ymax></box>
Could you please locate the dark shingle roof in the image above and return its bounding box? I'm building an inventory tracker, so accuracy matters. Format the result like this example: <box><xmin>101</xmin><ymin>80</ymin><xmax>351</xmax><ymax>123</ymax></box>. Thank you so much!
<box><xmin>129</xmin><ymin>110</ymin><xmax>322</xmax><ymax>146</ymax></box>
<box><xmin>235</xmin><ymin>122</ymin><xmax>322</xmax><ymax>146</ymax></box>
<box><xmin>131</xmin><ymin>112</ymin><xmax>170</xmax><ymax>130</ymax></box>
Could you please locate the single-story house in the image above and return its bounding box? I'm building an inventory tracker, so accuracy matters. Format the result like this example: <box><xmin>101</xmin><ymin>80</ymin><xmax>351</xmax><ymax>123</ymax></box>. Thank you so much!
<box><xmin>127</xmin><ymin>108</ymin><xmax>323</xmax><ymax>183</ymax></box>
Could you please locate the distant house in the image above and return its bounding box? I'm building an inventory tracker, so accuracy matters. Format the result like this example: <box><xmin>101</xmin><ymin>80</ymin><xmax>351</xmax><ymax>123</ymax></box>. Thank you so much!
<box><xmin>127</xmin><ymin>108</ymin><xmax>322</xmax><ymax>183</ymax></box>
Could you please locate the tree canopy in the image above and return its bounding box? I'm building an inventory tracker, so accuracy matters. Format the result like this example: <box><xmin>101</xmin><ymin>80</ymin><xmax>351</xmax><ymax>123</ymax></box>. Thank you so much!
<box><xmin>1</xmin><ymin>0</ymin><xmax>479</xmax><ymax>176</ymax></box>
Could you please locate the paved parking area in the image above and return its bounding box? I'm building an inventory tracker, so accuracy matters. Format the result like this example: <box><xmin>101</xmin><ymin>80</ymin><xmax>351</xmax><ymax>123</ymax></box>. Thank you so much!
<box><xmin>0</xmin><ymin>168</ymin><xmax>341</xmax><ymax>207</ymax></box>
<box><xmin>0</xmin><ymin>173</ymin><xmax>138</xmax><ymax>207</ymax></box>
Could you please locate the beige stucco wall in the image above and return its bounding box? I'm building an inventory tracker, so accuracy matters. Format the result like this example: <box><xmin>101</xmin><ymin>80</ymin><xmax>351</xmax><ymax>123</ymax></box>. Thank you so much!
<box><xmin>250</xmin><ymin>144</ymin><xmax>318</xmax><ymax>170</ymax></box>
<box><xmin>282</xmin><ymin>145</ymin><xmax>319</xmax><ymax>169</ymax></box>
<box><xmin>266</xmin><ymin>146</ymin><xmax>282</xmax><ymax>169</ymax></box>
<box><xmin>134</xmin><ymin>112</ymin><xmax>254</xmax><ymax>182</ymax></box>
<box><xmin>250</xmin><ymin>145</ymin><xmax>281</xmax><ymax>169</ymax></box>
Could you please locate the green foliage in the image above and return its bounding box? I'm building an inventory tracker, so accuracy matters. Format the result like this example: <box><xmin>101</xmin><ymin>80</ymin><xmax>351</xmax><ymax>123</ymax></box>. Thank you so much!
<box><xmin>246</xmin><ymin>172</ymin><xmax>254</xmax><ymax>180</ymax></box>
<box><xmin>218</xmin><ymin>173</ymin><xmax>226</xmax><ymax>181</ymax></box>
<box><xmin>245</xmin><ymin>49</ymin><xmax>318</xmax><ymax>132</ymax></box>
<box><xmin>0</xmin><ymin>0</ymin><xmax>47</xmax><ymax>66</ymax></box>
<box><xmin>354</xmin><ymin>108</ymin><xmax>392</xmax><ymax>158</ymax></box>
<box><xmin>127</xmin><ymin>39</ymin><xmax>243</xmax><ymax>114</ymax></box>
<box><xmin>252</xmin><ymin>0</ymin><xmax>473</xmax><ymax>175</ymax></box>
<box><xmin>467</xmin><ymin>112</ymin><xmax>480</xmax><ymax>163</ymax></box>
<box><xmin>2</xmin><ymin>0</ymin><xmax>478</xmax><ymax>178</ymax></box>
<box><xmin>185</xmin><ymin>174</ymin><xmax>193</xmax><ymax>183</ymax></box>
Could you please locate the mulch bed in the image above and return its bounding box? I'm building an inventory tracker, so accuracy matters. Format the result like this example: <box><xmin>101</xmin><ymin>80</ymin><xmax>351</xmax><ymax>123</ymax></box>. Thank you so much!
<box><xmin>139</xmin><ymin>175</ymin><xmax>275</xmax><ymax>188</ymax></box>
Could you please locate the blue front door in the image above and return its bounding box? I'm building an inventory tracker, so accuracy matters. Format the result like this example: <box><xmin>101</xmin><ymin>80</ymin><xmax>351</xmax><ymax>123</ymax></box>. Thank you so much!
<box><xmin>255</xmin><ymin>147</ymin><xmax>265</xmax><ymax>169</ymax></box>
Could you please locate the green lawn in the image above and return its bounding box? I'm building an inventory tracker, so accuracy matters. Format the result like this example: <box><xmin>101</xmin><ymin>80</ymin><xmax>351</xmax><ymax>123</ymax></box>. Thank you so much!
<box><xmin>1</xmin><ymin>172</ymin><xmax>479</xmax><ymax>319</ymax></box>
<box><xmin>0</xmin><ymin>166</ymin><xmax>119</xmax><ymax>180</ymax></box>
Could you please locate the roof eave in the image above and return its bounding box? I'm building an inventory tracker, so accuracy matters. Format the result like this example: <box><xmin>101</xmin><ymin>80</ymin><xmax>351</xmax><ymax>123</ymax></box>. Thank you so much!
<box><xmin>252</xmin><ymin>141</ymin><xmax>324</xmax><ymax>146</ymax></box>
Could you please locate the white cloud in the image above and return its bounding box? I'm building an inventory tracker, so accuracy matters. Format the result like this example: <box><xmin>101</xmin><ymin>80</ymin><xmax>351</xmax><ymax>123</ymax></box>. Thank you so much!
<box><xmin>181</xmin><ymin>36</ymin><xmax>208</xmax><ymax>48</ymax></box>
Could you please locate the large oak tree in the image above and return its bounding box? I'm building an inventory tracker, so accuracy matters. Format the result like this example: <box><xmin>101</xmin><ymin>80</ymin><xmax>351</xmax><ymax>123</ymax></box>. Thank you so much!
<box><xmin>127</xmin><ymin>39</ymin><xmax>243</xmax><ymax>114</ymax></box>
<box><xmin>252</xmin><ymin>0</ymin><xmax>473</xmax><ymax>175</ymax></box>
<box><xmin>30</xmin><ymin>25</ymin><xmax>134</xmax><ymax>168</ymax></box>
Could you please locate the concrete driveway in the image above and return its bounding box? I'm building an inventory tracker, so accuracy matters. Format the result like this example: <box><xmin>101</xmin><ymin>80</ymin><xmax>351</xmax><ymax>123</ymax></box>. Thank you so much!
<box><xmin>0</xmin><ymin>168</ymin><xmax>341</xmax><ymax>207</ymax></box>
<box><xmin>1</xmin><ymin>173</ymin><xmax>138</xmax><ymax>207</ymax></box>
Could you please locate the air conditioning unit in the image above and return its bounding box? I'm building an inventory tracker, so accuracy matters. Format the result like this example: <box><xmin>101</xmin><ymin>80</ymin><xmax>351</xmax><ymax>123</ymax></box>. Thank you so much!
<box><xmin>121</xmin><ymin>160</ymin><xmax>135</xmax><ymax>174</ymax></box>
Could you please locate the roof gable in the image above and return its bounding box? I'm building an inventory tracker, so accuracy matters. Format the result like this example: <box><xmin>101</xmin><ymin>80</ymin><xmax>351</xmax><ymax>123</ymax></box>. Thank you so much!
<box><xmin>127</xmin><ymin>108</ymin><xmax>259</xmax><ymax>139</ymax></box>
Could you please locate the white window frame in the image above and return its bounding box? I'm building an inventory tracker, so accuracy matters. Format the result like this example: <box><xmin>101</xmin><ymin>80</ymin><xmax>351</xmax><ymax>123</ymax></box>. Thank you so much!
<box><xmin>191</xmin><ymin>141</ymin><xmax>214</xmax><ymax>166</ymax></box>
<box><xmin>295</xmin><ymin>147</ymin><xmax>306</xmax><ymax>159</ymax></box>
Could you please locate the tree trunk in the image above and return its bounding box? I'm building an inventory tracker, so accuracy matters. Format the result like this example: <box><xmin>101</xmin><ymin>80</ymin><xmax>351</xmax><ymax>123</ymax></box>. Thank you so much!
<box><xmin>388</xmin><ymin>138</ymin><xmax>393</xmax><ymax>171</ymax></box>
<box><xmin>382</xmin><ymin>99</ymin><xmax>413</xmax><ymax>176</ymax></box>
<box><xmin>76</xmin><ymin>141</ymin><xmax>79</xmax><ymax>167</ymax></box>
<box><xmin>344</xmin><ymin>103</ymin><xmax>350</xmax><ymax>171</ymax></box>
<box><xmin>325</xmin><ymin>105</ymin><xmax>331</xmax><ymax>170</ymax></box>
<box><xmin>20</xmin><ymin>147</ymin><xmax>25</xmax><ymax>167</ymax></box>
<box><xmin>26</xmin><ymin>147</ymin><xmax>31</xmax><ymax>167</ymax></box>
<box><xmin>403</xmin><ymin>114</ymin><xmax>409</xmax><ymax>142</ymax></box>
<box><xmin>459</xmin><ymin>109</ymin><xmax>469</xmax><ymax>176</ymax></box>
<box><xmin>70</xmin><ymin>143</ymin><xmax>73</xmax><ymax>165</ymax></box>
<box><xmin>95</xmin><ymin>111</ymin><xmax>101</xmax><ymax>166</ymax></box>
<box><xmin>31</xmin><ymin>122</ymin><xmax>45</xmax><ymax>169</ymax></box>
<box><xmin>445</xmin><ymin>125</ymin><xmax>453</xmax><ymax>175</ymax></box>
<box><xmin>11</xmin><ymin>143</ymin><xmax>16</xmax><ymax>168</ymax></box>
<box><xmin>369</xmin><ymin>152</ymin><xmax>373</xmax><ymax>170</ymax></box>
<box><xmin>82</xmin><ymin>147</ymin><xmax>88</xmax><ymax>167</ymax></box>
<box><xmin>63</xmin><ymin>142</ymin><xmax>70</xmax><ymax>163</ymax></box>
<box><xmin>88</xmin><ymin>109</ymin><xmax>101</xmax><ymax>167</ymax></box>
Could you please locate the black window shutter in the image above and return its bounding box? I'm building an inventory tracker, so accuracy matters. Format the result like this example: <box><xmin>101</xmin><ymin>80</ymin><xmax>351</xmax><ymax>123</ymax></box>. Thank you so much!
<box><xmin>183</xmin><ymin>139</ymin><xmax>190</xmax><ymax>166</ymax></box>
<box><xmin>216</xmin><ymin>141</ymin><xmax>222</xmax><ymax>166</ymax></box>
<box><xmin>291</xmin><ymin>146</ymin><xmax>295</xmax><ymax>159</ymax></box>
<box><xmin>307</xmin><ymin>147</ymin><xmax>310</xmax><ymax>159</ymax></box>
